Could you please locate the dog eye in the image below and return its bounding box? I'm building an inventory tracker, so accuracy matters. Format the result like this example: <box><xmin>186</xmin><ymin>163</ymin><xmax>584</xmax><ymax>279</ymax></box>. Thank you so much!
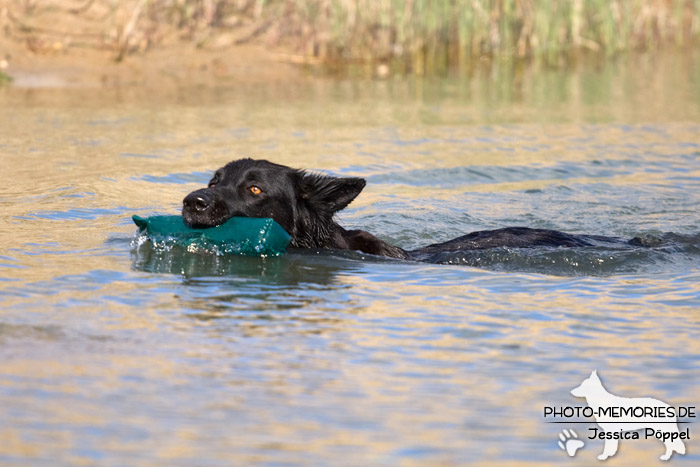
<box><xmin>249</xmin><ymin>186</ymin><xmax>262</xmax><ymax>195</ymax></box>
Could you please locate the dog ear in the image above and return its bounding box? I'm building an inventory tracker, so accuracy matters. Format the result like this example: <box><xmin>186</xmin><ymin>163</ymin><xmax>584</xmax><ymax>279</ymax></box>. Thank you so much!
<box><xmin>296</xmin><ymin>171</ymin><xmax>366</xmax><ymax>213</ymax></box>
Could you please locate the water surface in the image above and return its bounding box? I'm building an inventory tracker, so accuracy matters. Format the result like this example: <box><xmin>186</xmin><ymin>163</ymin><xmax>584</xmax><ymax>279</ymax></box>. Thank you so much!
<box><xmin>1</xmin><ymin>52</ymin><xmax>699</xmax><ymax>465</ymax></box>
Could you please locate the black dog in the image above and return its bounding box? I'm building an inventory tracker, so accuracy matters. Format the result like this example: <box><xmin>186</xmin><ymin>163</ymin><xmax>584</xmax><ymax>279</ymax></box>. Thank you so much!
<box><xmin>183</xmin><ymin>158</ymin><xmax>648</xmax><ymax>260</ymax></box>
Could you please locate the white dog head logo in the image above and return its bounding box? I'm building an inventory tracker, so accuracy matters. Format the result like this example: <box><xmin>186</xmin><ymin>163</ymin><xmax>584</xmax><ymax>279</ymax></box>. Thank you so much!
<box><xmin>571</xmin><ymin>370</ymin><xmax>602</xmax><ymax>398</ymax></box>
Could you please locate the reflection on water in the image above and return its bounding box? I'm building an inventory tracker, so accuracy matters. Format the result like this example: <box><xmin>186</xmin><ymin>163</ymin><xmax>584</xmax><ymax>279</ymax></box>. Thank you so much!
<box><xmin>1</xmin><ymin>51</ymin><xmax>700</xmax><ymax>465</ymax></box>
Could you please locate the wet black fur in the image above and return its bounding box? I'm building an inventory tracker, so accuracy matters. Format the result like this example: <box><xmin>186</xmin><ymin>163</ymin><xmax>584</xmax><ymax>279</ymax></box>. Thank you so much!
<box><xmin>183</xmin><ymin>158</ymin><xmax>643</xmax><ymax>260</ymax></box>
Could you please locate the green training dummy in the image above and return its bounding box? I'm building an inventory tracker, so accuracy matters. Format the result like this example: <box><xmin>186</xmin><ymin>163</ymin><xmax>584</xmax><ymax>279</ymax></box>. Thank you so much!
<box><xmin>132</xmin><ymin>215</ymin><xmax>290</xmax><ymax>256</ymax></box>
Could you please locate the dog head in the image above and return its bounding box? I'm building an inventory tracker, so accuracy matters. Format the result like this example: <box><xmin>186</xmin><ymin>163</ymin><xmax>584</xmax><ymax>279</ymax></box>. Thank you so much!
<box><xmin>182</xmin><ymin>158</ymin><xmax>366</xmax><ymax>247</ymax></box>
<box><xmin>571</xmin><ymin>370</ymin><xmax>602</xmax><ymax>398</ymax></box>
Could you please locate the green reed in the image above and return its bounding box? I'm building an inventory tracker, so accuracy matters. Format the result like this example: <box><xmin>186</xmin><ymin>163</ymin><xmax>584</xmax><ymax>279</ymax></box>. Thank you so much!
<box><xmin>263</xmin><ymin>0</ymin><xmax>700</xmax><ymax>72</ymax></box>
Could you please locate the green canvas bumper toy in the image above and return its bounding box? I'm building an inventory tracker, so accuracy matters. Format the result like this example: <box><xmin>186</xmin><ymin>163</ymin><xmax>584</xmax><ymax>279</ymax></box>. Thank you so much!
<box><xmin>132</xmin><ymin>215</ymin><xmax>291</xmax><ymax>256</ymax></box>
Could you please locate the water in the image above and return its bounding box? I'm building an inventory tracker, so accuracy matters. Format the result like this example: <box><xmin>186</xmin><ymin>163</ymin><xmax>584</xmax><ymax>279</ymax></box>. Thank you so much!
<box><xmin>1</xmin><ymin>53</ymin><xmax>700</xmax><ymax>465</ymax></box>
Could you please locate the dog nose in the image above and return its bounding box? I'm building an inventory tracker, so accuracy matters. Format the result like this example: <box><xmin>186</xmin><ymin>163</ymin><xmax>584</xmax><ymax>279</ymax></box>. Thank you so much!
<box><xmin>183</xmin><ymin>192</ymin><xmax>211</xmax><ymax>212</ymax></box>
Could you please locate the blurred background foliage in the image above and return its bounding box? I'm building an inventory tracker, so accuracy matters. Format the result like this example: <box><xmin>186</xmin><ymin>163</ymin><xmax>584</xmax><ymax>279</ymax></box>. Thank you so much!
<box><xmin>3</xmin><ymin>0</ymin><xmax>699</xmax><ymax>73</ymax></box>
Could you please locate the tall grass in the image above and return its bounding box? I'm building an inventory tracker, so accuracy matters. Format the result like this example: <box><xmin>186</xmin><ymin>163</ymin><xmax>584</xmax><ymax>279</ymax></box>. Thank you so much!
<box><xmin>268</xmin><ymin>0</ymin><xmax>700</xmax><ymax>72</ymax></box>
<box><xmin>6</xmin><ymin>0</ymin><xmax>700</xmax><ymax>72</ymax></box>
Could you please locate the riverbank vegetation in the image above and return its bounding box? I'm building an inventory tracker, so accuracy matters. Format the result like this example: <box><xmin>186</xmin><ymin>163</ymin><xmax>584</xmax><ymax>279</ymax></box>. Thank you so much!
<box><xmin>4</xmin><ymin>1</ymin><xmax>699</xmax><ymax>73</ymax></box>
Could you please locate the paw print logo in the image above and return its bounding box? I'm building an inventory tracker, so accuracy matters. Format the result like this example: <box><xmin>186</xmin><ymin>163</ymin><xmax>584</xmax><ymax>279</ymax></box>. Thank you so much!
<box><xmin>558</xmin><ymin>428</ymin><xmax>585</xmax><ymax>457</ymax></box>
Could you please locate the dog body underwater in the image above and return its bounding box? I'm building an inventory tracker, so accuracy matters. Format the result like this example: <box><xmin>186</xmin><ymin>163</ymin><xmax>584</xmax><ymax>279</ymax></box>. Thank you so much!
<box><xmin>182</xmin><ymin>158</ymin><xmax>651</xmax><ymax>260</ymax></box>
